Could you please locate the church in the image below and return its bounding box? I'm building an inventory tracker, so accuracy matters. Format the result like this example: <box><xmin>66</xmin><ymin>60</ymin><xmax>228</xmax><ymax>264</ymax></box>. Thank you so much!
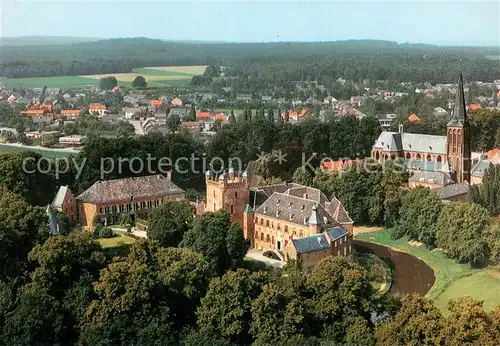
<box><xmin>370</xmin><ymin>73</ymin><xmax>493</xmax><ymax>200</ymax></box>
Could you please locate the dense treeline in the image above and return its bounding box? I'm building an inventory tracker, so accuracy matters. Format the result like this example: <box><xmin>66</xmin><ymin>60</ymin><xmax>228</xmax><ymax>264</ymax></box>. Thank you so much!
<box><xmin>1</xmin><ymin>38</ymin><xmax>499</xmax><ymax>84</ymax></box>
<box><xmin>0</xmin><ymin>188</ymin><xmax>499</xmax><ymax>345</ymax></box>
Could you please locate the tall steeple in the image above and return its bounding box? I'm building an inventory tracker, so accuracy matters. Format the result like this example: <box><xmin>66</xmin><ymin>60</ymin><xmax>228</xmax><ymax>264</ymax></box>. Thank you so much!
<box><xmin>446</xmin><ymin>71</ymin><xmax>471</xmax><ymax>183</ymax></box>
<box><xmin>450</xmin><ymin>72</ymin><xmax>468</xmax><ymax>125</ymax></box>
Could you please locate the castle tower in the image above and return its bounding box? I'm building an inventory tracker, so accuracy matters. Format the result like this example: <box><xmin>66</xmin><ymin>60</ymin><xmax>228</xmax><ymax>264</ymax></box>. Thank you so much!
<box><xmin>446</xmin><ymin>72</ymin><xmax>471</xmax><ymax>183</ymax></box>
<box><xmin>205</xmin><ymin>169</ymin><xmax>250</xmax><ymax>227</ymax></box>
<box><xmin>242</xmin><ymin>204</ymin><xmax>255</xmax><ymax>247</ymax></box>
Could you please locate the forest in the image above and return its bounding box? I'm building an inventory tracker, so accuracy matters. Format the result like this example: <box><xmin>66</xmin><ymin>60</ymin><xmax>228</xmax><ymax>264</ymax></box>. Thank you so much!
<box><xmin>1</xmin><ymin>38</ymin><xmax>499</xmax><ymax>85</ymax></box>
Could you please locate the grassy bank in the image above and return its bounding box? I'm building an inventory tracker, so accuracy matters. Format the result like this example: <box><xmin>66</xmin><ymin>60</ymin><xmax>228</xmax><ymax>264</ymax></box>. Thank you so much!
<box><xmin>98</xmin><ymin>233</ymin><xmax>136</xmax><ymax>248</ymax></box>
<box><xmin>355</xmin><ymin>229</ymin><xmax>500</xmax><ymax>312</ymax></box>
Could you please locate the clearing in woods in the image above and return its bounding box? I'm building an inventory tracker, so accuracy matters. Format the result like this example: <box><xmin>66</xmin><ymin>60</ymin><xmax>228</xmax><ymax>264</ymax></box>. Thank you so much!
<box><xmin>0</xmin><ymin>65</ymin><xmax>207</xmax><ymax>89</ymax></box>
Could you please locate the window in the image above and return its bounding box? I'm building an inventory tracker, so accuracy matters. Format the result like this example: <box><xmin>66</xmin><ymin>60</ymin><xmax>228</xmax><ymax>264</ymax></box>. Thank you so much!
<box><xmin>213</xmin><ymin>190</ymin><xmax>215</xmax><ymax>197</ymax></box>
<box><xmin>266</xmin><ymin>220</ymin><xmax>269</xmax><ymax>227</ymax></box>
<box><xmin>100</xmin><ymin>207</ymin><xmax>104</xmax><ymax>214</ymax></box>
<box><xmin>230</xmin><ymin>205</ymin><xmax>234</xmax><ymax>214</ymax></box>
<box><xmin>213</xmin><ymin>203</ymin><xmax>216</xmax><ymax>211</ymax></box>
<box><xmin>235</xmin><ymin>191</ymin><xmax>238</xmax><ymax>199</ymax></box>
<box><xmin>284</xmin><ymin>225</ymin><xmax>288</xmax><ymax>232</ymax></box>
<box><xmin>260</xmin><ymin>218</ymin><xmax>263</xmax><ymax>225</ymax></box>
<box><xmin>261</xmin><ymin>233</ymin><xmax>264</xmax><ymax>240</ymax></box>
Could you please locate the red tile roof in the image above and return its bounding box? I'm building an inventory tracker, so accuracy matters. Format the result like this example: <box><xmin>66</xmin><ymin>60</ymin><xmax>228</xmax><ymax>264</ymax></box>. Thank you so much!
<box><xmin>408</xmin><ymin>113</ymin><xmax>421</xmax><ymax>122</ymax></box>
<box><xmin>468</xmin><ymin>104</ymin><xmax>481</xmax><ymax>110</ymax></box>
<box><xmin>151</xmin><ymin>99</ymin><xmax>163</xmax><ymax>107</ymax></box>
<box><xmin>196</xmin><ymin>111</ymin><xmax>211</xmax><ymax>119</ymax></box>
<box><xmin>89</xmin><ymin>103</ymin><xmax>107</xmax><ymax>110</ymax></box>
<box><xmin>61</xmin><ymin>109</ymin><xmax>81</xmax><ymax>116</ymax></box>
<box><xmin>214</xmin><ymin>113</ymin><xmax>228</xmax><ymax>121</ymax></box>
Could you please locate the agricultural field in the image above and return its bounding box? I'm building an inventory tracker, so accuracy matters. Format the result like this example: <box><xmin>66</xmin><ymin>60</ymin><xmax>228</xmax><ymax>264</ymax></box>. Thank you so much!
<box><xmin>0</xmin><ymin>65</ymin><xmax>207</xmax><ymax>89</ymax></box>
<box><xmin>0</xmin><ymin>144</ymin><xmax>75</xmax><ymax>159</ymax></box>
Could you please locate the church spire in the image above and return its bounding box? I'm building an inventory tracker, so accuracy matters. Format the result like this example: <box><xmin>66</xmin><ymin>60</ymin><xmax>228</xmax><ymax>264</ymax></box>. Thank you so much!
<box><xmin>451</xmin><ymin>72</ymin><xmax>468</xmax><ymax>125</ymax></box>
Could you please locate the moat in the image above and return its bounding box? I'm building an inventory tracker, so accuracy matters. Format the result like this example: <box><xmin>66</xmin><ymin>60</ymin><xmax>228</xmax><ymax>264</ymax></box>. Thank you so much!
<box><xmin>354</xmin><ymin>240</ymin><xmax>435</xmax><ymax>295</ymax></box>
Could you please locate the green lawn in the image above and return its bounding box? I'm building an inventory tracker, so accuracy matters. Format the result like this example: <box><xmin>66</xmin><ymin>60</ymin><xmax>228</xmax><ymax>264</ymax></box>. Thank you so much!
<box><xmin>0</xmin><ymin>75</ymin><xmax>98</xmax><ymax>89</ymax></box>
<box><xmin>0</xmin><ymin>144</ymin><xmax>74</xmax><ymax>159</ymax></box>
<box><xmin>131</xmin><ymin>68</ymin><xmax>196</xmax><ymax>77</ymax></box>
<box><xmin>355</xmin><ymin>229</ymin><xmax>500</xmax><ymax>312</ymax></box>
<box><xmin>98</xmin><ymin>233</ymin><xmax>136</xmax><ymax>248</ymax></box>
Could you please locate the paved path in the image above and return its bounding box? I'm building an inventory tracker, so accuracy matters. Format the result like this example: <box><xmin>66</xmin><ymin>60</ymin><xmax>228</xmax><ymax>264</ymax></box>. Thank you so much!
<box><xmin>246</xmin><ymin>249</ymin><xmax>285</xmax><ymax>268</ymax></box>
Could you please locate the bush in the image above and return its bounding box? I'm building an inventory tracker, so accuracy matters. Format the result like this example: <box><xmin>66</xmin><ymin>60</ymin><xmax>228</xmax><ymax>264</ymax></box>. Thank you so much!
<box><xmin>98</xmin><ymin>227</ymin><xmax>115</xmax><ymax>239</ymax></box>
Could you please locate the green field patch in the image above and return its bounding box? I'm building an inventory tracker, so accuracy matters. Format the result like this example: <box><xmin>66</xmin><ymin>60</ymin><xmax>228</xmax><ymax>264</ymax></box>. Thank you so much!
<box><xmin>149</xmin><ymin>79</ymin><xmax>193</xmax><ymax>87</ymax></box>
<box><xmin>0</xmin><ymin>75</ymin><xmax>98</xmax><ymax>89</ymax></box>
<box><xmin>355</xmin><ymin>229</ymin><xmax>500</xmax><ymax>312</ymax></box>
<box><xmin>98</xmin><ymin>233</ymin><xmax>136</xmax><ymax>248</ymax></box>
<box><xmin>0</xmin><ymin>144</ymin><xmax>74</xmax><ymax>159</ymax></box>
<box><xmin>131</xmin><ymin>68</ymin><xmax>197</xmax><ymax>77</ymax></box>
<box><xmin>485</xmin><ymin>55</ymin><xmax>500</xmax><ymax>60</ymax></box>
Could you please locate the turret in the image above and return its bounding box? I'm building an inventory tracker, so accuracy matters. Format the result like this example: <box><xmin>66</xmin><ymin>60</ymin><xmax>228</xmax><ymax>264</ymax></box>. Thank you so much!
<box><xmin>308</xmin><ymin>204</ymin><xmax>322</xmax><ymax>234</ymax></box>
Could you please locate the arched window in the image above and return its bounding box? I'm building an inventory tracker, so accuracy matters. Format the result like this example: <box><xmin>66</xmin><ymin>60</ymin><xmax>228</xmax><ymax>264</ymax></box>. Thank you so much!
<box><xmin>406</xmin><ymin>152</ymin><xmax>411</xmax><ymax>159</ymax></box>
<box><xmin>391</xmin><ymin>155</ymin><xmax>396</xmax><ymax>160</ymax></box>
<box><xmin>437</xmin><ymin>155</ymin><xmax>442</xmax><ymax>163</ymax></box>
<box><xmin>375</xmin><ymin>151</ymin><xmax>380</xmax><ymax>160</ymax></box>
<box><xmin>427</xmin><ymin>154</ymin><xmax>432</xmax><ymax>161</ymax></box>
<box><xmin>416</xmin><ymin>153</ymin><xmax>421</xmax><ymax>160</ymax></box>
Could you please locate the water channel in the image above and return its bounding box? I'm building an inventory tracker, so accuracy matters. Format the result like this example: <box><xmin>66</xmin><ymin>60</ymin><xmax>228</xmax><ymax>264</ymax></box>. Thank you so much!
<box><xmin>354</xmin><ymin>240</ymin><xmax>435</xmax><ymax>295</ymax></box>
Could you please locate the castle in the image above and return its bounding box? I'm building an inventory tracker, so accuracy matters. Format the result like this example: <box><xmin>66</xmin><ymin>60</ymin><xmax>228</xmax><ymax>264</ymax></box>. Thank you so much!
<box><xmin>204</xmin><ymin>168</ymin><xmax>354</xmax><ymax>267</ymax></box>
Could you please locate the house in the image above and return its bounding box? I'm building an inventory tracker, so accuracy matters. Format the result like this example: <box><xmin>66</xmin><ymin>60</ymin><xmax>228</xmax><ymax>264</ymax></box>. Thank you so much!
<box><xmin>408</xmin><ymin>113</ymin><xmax>421</xmax><ymax>122</ymax></box>
<box><xmin>323</xmin><ymin>96</ymin><xmax>338</xmax><ymax>105</ymax></box>
<box><xmin>434</xmin><ymin>181</ymin><xmax>470</xmax><ymax>202</ymax></box>
<box><xmin>25</xmin><ymin>130</ymin><xmax>61</xmax><ymax>140</ymax></box>
<box><xmin>376</xmin><ymin>114</ymin><xmax>397</xmax><ymax>129</ymax></box>
<box><xmin>59</xmin><ymin>135</ymin><xmax>87</xmax><ymax>146</ymax></box>
<box><xmin>204</xmin><ymin>171</ymin><xmax>354</xmax><ymax>267</ymax></box>
<box><xmin>214</xmin><ymin>113</ymin><xmax>228</xmax><ymax>121</ymax></box>
<box><xmin>123</xmin><ymin>95</ymin><xmax>139</xmax><ymax>106</ymax></box>
<box><xmin>468</xmin><ymin>104</ymin><xmax>481</xmax><ymax>110</ymax></box>
<box><xmin>168</xmin><ymin>107</ymin><xmax>188</xmax><ymax>120</ymax></box>
<box><xmin>151</xmin><ymin>99</ymin><xmax>163</xmax><ymax>108</ymax></box>
<box><xmin>46</xmin><ymin>88</ymin><xmax>61</xmax><ymax>95</ymax></box>
<box><xmin>196</xmin><ymin>111</ymin><xmax>211</xmax><ymax>120</ymax></box>
<box><xmin>51</xmin><ymin>186</ymin><xmax>77</xmax><ymax>225</ymax></box>
<box><xmin>281</xmin><ymin>108</ymin><xmax>308</xmax><ymax>122</ymax></box>
<box><xmin>123</xmin><ymin>107</ymin><xmax>143</xmax><ymax>119</ymax></box>
<box><xmin>433</xmin><ymin>107</ymin><xmax>448</xmax><ymax>117</ymax></box>
<box><xmin>171</xmin><ymin>97</ymin><xmax>183</xmax><ymax>107</ymax></box>
<box><xmin>142</xmin><ymin>118</ymin><xmax>169</xmax><ymax>135</ymax></box>
<box><xmin>180</xmin><ymin>121</ymin><xmax>202</xmax><ymax>133</ymax></box>
<box><xmin>89</xmin><ymin>103</ymin><xmax>108</xmax><ymax>116</ymax></box>
<box><xmin>74</xmin><ymin>174</ymin><xmax>185</xmax><ymax>229</ymax></box>
<box><xmin>60</xmin><ymin>109</ymin><xmax>81</xmax><ymax>120</ymax></box>
<box><xmin>21</xmin><ymin>109</ymin><xmax>47</xmax><ymax>116</ymax></box>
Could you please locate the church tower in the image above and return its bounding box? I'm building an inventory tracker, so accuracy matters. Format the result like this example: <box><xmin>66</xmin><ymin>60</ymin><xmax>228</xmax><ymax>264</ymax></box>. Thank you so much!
<box><xmin>446</xmin><ymin>72</ymin><xmax>471</xmax><ymax>183</ymax></box>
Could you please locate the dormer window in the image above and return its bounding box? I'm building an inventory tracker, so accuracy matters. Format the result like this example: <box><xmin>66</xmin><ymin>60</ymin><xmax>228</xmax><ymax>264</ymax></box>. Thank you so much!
<box><xmin>276</xmin><ymin>199</ymin><xmax>281</xmax><ymax>205</ymax></box>
<box><xmin>263</xmin><ymin>207</ymin><xmax>268</xmax><ymax>214</ymax></box>
<box><xmin>288</xmin><ymin>202</ymin><xmax>293</xmax><ymax>208</ymax></box>
<box><xmin>300</xmin><ymin>205</ymin><xmax>305</xmax><ymax>211</ymax></box>
<box><xmin>304</xmin><ymin>217</ymin><xmax>309</xmax><ymax>224</ymax></box>
<box><xmin>289</xmin><ymin>214</ymin><xmax>294</xmax><ymax>220</ymax></box>
<box><xmin>323</xmin><ymin>216</ymin><xmax>328</xmax><ymax>224</ymax></box>
<box><xmin>276</xmin><ymin>210</ymin><xmax>281</xmax><ymax>217</ymax></box>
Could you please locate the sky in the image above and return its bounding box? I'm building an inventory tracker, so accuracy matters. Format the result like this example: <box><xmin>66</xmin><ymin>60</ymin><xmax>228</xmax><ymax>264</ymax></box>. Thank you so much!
<box><xmin>1</xmin><ymin>0</ymin><xmax>499</xmax><ymax>46</ymax></box>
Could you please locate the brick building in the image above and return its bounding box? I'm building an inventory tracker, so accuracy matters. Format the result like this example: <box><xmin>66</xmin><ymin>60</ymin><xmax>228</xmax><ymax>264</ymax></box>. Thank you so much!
<box><xmin>205</xmin><ymin>171</ymin><xmax>354</xmax><ymax>266</ymax></box>
<box><xmin>56</xmin><ymin>174</ymin><xmax>185</xmax><ymax>229</ymax></box>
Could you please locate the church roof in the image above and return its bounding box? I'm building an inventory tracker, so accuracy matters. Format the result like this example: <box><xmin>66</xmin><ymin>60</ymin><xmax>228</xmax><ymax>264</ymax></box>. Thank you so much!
<box><xmin>447</xmin><ymin>72</ymin><xmax>468</xmax><ymax>127</ymax></box>
<box><xmin>374</xmin><ymin>131</ymin><xmax>446</xmax><ymax>155</ymax></box>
